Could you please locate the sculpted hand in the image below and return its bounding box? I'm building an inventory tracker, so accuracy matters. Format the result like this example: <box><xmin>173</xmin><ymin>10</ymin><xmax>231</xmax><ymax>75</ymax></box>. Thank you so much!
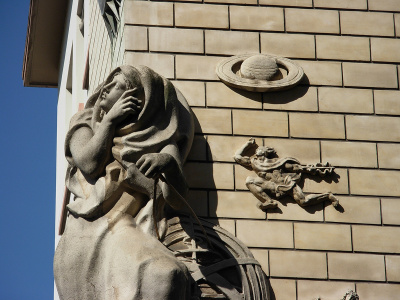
<box><xmin>125</xmin><ymin>163</ymin><xmax>162</xmax><ymax>198</ymax></box>
<box><xmin>245</xmin><ymin>137</ymin><xmax>258</xmax><ymax>150</ymax></box>
<box><xmin>285</xmin><ymin>163</ymin><xmax>301</xmax><ymax>172</ymax></box>
<box><xmin>136</xmin><ymin>153</ymin><xmax>175</xmax><ymax>178</ymax></box>
<box><xmin>104</xmin><ymin>88</ymin><xmax>142</xmax><ymax>125</ymax></box>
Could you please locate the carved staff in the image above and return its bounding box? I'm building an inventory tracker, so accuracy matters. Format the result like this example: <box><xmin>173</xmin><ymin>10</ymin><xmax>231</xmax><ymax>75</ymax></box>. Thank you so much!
<box><xmin>297</xmin><ymin>163</ymin><xmax>335</xmax><ymax>176</ymax></box>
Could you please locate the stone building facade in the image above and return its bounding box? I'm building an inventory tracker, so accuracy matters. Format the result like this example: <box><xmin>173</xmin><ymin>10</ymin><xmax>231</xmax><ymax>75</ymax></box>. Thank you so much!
<box><xmin>24</xmin><ymin>0</ymin><xmax>400</xmax><ymax>299</ymax></box>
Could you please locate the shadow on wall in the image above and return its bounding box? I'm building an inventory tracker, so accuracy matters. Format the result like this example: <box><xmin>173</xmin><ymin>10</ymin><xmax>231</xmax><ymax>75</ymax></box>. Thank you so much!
<box><xmin>183</xmin><ymin>111</ymin><xmax>217</xmax><ymax>220</ymax></box>
<box><xmin>263</xmin><ymin>83</ymin><xmax>309</xmax><ymax>105</ymax></box>
<box><xmin>179</xmin><ymin>111</ymin><xmax>273</xmax><ymax>299</ymax></box>
<box><xmin>180</xmin><ymin>82</ymin><xmax>345</xmax><ymax>299</ymax></box>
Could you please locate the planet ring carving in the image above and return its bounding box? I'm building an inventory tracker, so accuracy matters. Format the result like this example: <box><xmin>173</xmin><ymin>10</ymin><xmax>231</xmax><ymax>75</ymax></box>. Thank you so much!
<box><xmin>216</xmin><ymin>53</ymin><xmax>304</xmax><ymax>92</ymax></box>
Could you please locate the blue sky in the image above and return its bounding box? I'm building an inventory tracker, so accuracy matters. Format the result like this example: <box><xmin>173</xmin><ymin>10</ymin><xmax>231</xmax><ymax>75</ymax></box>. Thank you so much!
<box><xmin>0</xmin><ymin>1</ymin><xmax>58</xmax><ymax>299</ymax></box>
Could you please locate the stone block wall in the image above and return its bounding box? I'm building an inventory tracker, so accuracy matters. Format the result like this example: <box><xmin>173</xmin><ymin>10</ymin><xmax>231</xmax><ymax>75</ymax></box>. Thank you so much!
<box><xmin>94</xmin><ymin>0</ymin><xmax>400</xmax><ymax>298</ymax></box>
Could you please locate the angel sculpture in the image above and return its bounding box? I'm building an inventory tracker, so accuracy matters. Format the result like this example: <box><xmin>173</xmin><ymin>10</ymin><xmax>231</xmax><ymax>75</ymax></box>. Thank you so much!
<box><xmin>234</xmin><ymin>138</ymin><xmax>339</xmax><ymax>211</ymax></box>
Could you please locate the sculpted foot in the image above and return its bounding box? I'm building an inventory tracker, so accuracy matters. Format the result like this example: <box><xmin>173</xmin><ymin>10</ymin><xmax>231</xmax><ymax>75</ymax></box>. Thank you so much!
<box><xmin>257</xmin><ymin>200</ymin><xmax>278</xmax><ymax>211</ymax></box>
<box><xmin>328</xmin><ymin>193</ymin><xmax>339</xmax><ymax>207</ymax></box>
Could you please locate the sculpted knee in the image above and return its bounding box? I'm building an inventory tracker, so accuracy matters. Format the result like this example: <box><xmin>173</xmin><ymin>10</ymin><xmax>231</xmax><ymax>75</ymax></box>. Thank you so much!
<box><xmin>154</xmin><ymin>259</ymin><xmax>188</xmax><ymax>284</ymax></box>
<box><xmin>142</xmin><ymin>257</ymin><xmax>190</xmax><ymax>299</ymax></box>
<box><xmin>245</xmin><ymin>176</ymin><xmax>255</xmax><ymax>187</ymax></box>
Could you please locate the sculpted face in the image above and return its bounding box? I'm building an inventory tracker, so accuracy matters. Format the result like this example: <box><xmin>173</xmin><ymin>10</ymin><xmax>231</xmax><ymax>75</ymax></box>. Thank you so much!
<box><xmin>256</xmin><ymin>146</ymin><xmax>276</xmax><ymax>158</ymax></box>
<box><xmin>100</xmin><ymin>73</ymin><xmax>129</xmax><ymax>112</ymax></box>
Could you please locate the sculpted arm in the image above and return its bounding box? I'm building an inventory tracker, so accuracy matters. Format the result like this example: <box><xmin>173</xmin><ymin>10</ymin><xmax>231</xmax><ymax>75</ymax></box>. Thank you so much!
<box><xmin>69</xmin><ymin>89</ymin><xmax>141</xmax><ymax>178</ymax></box>
<box><xmin>69</xmin><ymin>119</ymin><xmax>116</xmax><ymax>179</ymax></box>
<box><xmin>160</xmin><ymin>143</ymin><xmax>188</xmax><ymax>197</ymax></box>
<box><xmin>233</xmin><ymin>138</ymin><xmax>256</xmax><ymax>168</ymax></box>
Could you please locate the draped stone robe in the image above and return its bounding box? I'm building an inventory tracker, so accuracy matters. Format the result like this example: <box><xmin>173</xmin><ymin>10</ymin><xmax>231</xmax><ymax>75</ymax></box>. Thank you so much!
<box><xmin>54</xmin><ymin>66</ymin><xmax>194</xmax><ymax>300</ymax></box>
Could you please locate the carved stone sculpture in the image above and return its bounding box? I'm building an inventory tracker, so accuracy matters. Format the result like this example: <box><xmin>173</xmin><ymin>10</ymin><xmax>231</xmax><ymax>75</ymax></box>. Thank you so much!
<box><xmin>216</xmin><ymin>54</ymin><xmax>304</xmax><ymax>92</ymax></box>
<box><xmin>54</xmin><ymin>66</ymin><xmax>269</xmax><ymax>300</ymax></box>
<box><xmin>313</xmin><ymin>290</ymin><xmax>359</xmax><ymax>300</ymax></box>
<box><xmin>341</xmin><ymin>290</ymin><xmax>359</xmax><ymax>300</ymax></box>
<box><xmin>234</xmin><ymin>138</ymin><xmax>339</xmax><ymax>211</ymax></box>
<box><xmin>54</xmin><ymin>65</ymin><xmax>194</xmax><ymax>300</ymax></box>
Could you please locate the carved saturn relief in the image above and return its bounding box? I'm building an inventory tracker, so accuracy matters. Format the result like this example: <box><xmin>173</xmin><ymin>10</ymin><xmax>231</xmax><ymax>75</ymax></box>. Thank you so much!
<box><xmin>216</xmin><ymin>54</ymin><xmax>304</xmax><ymax>92</ymax></box>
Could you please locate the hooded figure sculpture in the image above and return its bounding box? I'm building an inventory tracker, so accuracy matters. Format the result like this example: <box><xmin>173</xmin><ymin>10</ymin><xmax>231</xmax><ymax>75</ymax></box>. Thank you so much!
<box><xmin>54</xmin><ymin>65</ymin><xmax>194</xmax><ymax>300</ymax></box>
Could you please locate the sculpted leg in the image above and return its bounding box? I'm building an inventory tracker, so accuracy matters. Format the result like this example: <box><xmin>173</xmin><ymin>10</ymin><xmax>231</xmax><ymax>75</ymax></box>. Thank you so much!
<box><xmin>291</xmin><ymin>185</ymin><xmax>339</xmax><ymax>207</ymax></box>
<box><xmin>246</xmin><ymin>176</ymin><xmax>278</xmax><ymax>210</ymax></box>
<box><xmin>141</xmin><ymin>257</ymin><xmax>191</xmax><ymax>300</ymax></box>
